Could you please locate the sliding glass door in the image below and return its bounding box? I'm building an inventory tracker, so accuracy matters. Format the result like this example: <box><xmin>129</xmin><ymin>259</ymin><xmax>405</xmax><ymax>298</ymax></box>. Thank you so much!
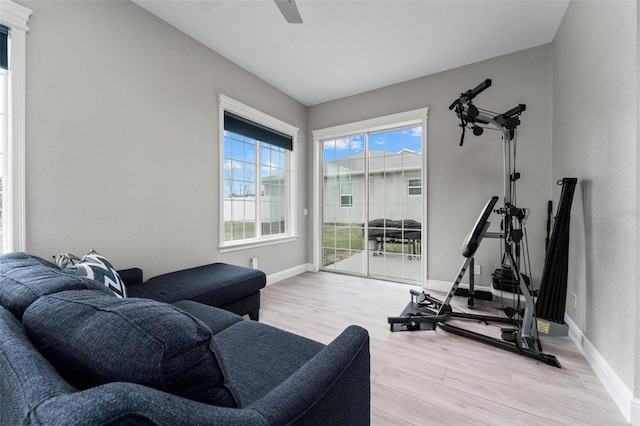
<box><xmin>319</xmin><ymin>120</ymin><xmax>425</xmax><ymax>284</ymax></box>
<box><xmin>367</xmin><ymin>127</ymin><xmax>423</xmax><ymax>281</ymax></box>
<box><xmin>322</xmin><ymin>135</ymin><xmax>366</xmax><ymax>275</ymax></box>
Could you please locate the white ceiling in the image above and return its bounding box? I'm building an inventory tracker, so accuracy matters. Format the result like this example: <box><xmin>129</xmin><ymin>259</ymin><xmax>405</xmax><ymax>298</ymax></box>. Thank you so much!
<box><xmin>132</xmin><ymin>0</ymin><xmax>570</xmax><ymax>106</ymax></box>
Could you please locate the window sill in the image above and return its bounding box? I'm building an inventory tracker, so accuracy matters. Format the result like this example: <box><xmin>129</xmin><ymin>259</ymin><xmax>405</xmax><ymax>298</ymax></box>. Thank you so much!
<box><xmin>219</xmin><ymin>234</ymin><xmax>299</xmax><ymax>253</ymax></box>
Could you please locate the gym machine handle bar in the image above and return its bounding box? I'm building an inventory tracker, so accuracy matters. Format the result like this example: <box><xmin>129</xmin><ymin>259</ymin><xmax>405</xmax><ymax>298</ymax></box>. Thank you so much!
<box><xmin>449</xmin><ymin>79</ymin><xmax>492</xmax><ymax>110</ymax></box>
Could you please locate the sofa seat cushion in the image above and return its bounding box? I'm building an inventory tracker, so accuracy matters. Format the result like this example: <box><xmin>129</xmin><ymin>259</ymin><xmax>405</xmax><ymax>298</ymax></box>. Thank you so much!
<box><xmin>213</xmin><ymin>320</ymin><xmax>325</xmax><ymax>407</ymax></box>
<box><xmin>22</xmin><ymin>290</ymin><xmax>237</xmax><ymax>408</ymax></box>
<box><xmin>127</xmin><ymin>263</ymin><xmax>266</xmax><ymax>307</ymax></box>
<box><xmin>172</xmin><ymin>300</ymin><xmax>243</xmax><ymax>335</ymax></box>
<box><xmin>0</xmin><ymin>252</ymin><xmax>115</xmax><ymax>320</ymax></box>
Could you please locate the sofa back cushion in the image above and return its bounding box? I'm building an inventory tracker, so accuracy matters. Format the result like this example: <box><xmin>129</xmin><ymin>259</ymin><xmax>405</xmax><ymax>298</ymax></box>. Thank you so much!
<box><xmin>0</xmin><ymin>252</ymin><xmax>114</xmax><ymax>319</ymax></box>
<box><xmin>22</xmin><ymin>290</ymin><xmax>237</xmax><ymax>408</ymax></box>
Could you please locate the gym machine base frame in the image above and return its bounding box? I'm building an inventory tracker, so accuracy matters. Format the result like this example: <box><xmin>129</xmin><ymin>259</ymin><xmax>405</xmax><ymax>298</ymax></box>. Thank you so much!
<box><xmin>536</xmin><ymin>318</ymin><xmax>569</xmax><ymax>337</ymax></box>
<box><xmin>387</xmin><ymin>196</ymin><xmax>561</xmax><ymax>368</ymax></box>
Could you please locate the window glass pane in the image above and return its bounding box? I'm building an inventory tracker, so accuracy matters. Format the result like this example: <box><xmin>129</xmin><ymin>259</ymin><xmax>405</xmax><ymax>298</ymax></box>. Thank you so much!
<box><xmin>340</xmin><ymin>195</ymin><xmax>353</xmax><ymax>207</ymax></box>
<box><xmin>404</xmin><ymin>126</ymin><xmax>422</xmax><ymax>152</ymax></box>
<box><xmin>223</xmin><ymin>117</ymin><xmax>290</xmax><ymax>244</ymax></box>
<box><xmin>408</xmin><ymin>178</ymin><xmax>422</xmax><ymax>196</ymax></box>
<box><xmin>339</xmin><ymin>182</ymin><xmax>353</xmax><ymax>207</ymax></box>
<box><xmin>245</xmin><ymin>141</ymin><xmax>256</xmax><ymax>165</ymax></box>
<box><xmin>259</xmin><ymin>142</ymin><xmax>286</xmax><ymax>238</ymax></box>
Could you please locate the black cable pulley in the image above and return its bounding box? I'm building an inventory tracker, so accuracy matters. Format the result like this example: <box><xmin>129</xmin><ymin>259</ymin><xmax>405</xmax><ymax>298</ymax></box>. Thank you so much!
<box><xmin>467</xmin><ymin>103</ymin><xmax>479</xmax><ymax>118</ymax></box>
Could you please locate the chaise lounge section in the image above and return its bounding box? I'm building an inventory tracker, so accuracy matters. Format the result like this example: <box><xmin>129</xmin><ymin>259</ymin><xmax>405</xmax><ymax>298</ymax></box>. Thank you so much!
<box><xmin>124</xmin><ymin>262</ymin><xmax>267</xmax><ymax>320</ymax></box>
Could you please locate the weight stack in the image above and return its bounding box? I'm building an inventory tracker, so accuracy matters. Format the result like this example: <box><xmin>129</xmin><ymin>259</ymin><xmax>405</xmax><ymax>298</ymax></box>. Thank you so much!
<box><xmin>490</xmin><ymin>266</ymin><xmax>529</xmax><ymax>310</ymax></box>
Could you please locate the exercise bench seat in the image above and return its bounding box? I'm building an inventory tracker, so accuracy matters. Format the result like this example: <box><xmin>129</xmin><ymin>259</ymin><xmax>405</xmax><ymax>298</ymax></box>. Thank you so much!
<box><xmin>126</xmin><ymin>263</ymin><xmax>266</xmax><ymax>321</ymax></box>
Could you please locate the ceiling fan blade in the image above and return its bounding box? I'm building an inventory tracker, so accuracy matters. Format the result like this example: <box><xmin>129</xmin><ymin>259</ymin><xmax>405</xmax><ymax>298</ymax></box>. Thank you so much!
<box><xmin>274</xmin><ymin>0</ymin><xmax>303</xmax><ymax>24</ymax></box>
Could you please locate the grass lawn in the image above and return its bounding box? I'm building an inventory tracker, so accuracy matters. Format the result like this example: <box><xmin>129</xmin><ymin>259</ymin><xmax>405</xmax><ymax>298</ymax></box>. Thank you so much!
<box><xmin>225</xmin><ymin>221</ymin><xmax>417</xmax><ymax>268</ymax></box>
<box><xmin>224</xmin><ymin>220</ymin><xmax>286</xmax><ymax>241</ymax></box>
<box><xmin>322</xmin><ymin>223</ymin><xmax>410</xmax><ymax>267</ymax></box>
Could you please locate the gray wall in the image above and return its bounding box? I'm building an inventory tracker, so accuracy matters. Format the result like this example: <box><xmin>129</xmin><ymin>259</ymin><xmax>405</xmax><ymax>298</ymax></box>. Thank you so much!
<box><xmin>309</xmin><ymin>45</ymin><xmax>553</xmax><ymax>288</ymax></box>
<box><xmin>553</xmin><ymin>0</ymin><xmax>637</xmax><ymax>395</ymax></box>
<box><xmin>20</xmin><ymin>0</ymin><xmax>308</xmax><ymax>278</ymax></box>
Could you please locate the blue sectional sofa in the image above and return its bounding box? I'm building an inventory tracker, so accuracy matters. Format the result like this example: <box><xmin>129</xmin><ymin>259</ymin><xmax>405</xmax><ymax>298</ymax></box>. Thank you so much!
<box><xmin>0</xmin><ymin>252</ymin><xmax>370</xmax><ymax>425</ymax></box>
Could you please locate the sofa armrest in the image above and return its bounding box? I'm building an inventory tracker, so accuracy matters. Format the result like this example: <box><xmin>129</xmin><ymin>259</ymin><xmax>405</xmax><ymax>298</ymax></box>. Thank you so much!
<box><xmin>23</xmin><ymin>325</ymin><xmax>369</xmax><ymax>425</ymax></box>
<box><xmin>117</xmin><ymin>268</ymin><xmax>143</xmax><ymax>286</ymax></box>
<box><xmin>248</xmin><ymin>325</ymin><xmax>370</xmax><ymax>425</ymax></box>
<box><xmin>32</xmin><ymin>382</ymin><xmax>269</xmax><ymax>425</ymax></box>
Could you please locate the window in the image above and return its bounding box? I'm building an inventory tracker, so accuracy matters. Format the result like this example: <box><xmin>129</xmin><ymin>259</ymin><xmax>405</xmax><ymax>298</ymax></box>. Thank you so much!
<box><xmin>339</xmin><ymin>183</ymin><xmax>353</xmax><ymax>207</ymax></box>
<box><xmin>408</xmin><ymin>178</ymin><xmax>422</xmax><ymax>196</ymax></box>
<box><xmin>219</xmin><ymin>95</ymin><xmax>298</xmax><ymax>251</ymax></box>
<box><xmin>1</xmin><ymin>2</ymin><xmax>31</xmax><ymax>253</ymax></box>
<box><xmin>1</xmin><ymin>62</ymin><xmax>7</xmax><ymax>252</ymax></box>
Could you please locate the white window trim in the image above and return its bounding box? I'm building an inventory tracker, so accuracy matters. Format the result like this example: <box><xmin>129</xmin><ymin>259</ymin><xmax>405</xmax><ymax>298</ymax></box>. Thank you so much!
<box><xmin>312</xmin><ymin>107</ymin><xmax>429</xmax><ymax>282</ymax></box>
<box><xmin>1</xmin><ymin>1</ymin><xmax>31</xmax><ymax>253</ymax></box>
<box><xmin>218</xmin><ymin>94</ymin><xmax>299</xmax><ymax>253</ymax></box>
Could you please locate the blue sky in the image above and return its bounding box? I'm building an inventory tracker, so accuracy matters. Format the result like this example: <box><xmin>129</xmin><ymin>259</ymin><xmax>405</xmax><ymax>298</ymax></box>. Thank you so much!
<box><xmin>323</xmin><ymin>126</ymin><xmax>422</xmax><ymax>162</ymax></box>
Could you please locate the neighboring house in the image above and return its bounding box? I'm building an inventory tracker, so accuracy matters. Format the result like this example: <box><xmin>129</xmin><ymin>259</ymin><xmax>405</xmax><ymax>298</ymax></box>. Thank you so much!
<box><xmin>323</xmin><ymin>149</ymin><xmax>422</xmax><ymax>225</ymax></box>
<box><xmin>226</xmin><ymin>148</ymin><xmax>423</xmax><ymax>232</ymax></box>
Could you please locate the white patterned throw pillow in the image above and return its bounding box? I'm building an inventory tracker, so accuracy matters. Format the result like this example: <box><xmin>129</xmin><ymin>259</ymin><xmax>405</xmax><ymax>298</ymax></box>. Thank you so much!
<box><xmin>53</xmin><ymin>253</ymin><xmax>82</xmax><ymax>269</ymax></box>
<box><xmin>59</xmin><ymin>250</ymin><xmax>127</xmax><ymax>298</ymax></box>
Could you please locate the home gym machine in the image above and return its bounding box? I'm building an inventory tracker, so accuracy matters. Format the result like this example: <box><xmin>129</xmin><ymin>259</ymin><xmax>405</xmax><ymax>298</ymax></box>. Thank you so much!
<box><xmin>387</xmin><ymin>79</ymin><xmax>562</xmax><ymax>368</ymax></box>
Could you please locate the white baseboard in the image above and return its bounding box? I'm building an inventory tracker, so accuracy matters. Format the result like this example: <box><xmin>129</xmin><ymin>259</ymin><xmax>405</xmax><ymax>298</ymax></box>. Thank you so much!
<box><xmin>266</xmin><ymin>263</ymin><xmax>314</xmax><ymax>286</ymax></box>
<box><xmin>565</xmin><ymin>315</ymin><xmax>634</xmax><ymax>424</ymax></box>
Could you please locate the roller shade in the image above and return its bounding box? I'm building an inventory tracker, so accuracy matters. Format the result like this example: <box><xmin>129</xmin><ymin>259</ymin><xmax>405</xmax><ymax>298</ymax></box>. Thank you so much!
<box><xmin>224</xmin><ymin>110</ymin><xmax>293</xmax><ymax>151</ymax></box>
<box><xmin>0</xmin><ymin>26</ymin><xmax>8</xmax><ymax>70</ymax></box>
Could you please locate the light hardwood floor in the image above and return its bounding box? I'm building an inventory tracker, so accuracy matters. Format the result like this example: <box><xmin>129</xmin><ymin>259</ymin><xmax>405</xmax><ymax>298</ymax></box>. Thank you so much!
<box><xmin>259</xmin><ymin>271</ymin><xmax>628</xmax><ymax>425</ymax></box>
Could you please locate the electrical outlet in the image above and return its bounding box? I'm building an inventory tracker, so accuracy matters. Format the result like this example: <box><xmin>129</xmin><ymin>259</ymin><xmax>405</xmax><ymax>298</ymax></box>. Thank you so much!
<box><xmin>250</xmin><ymin>257</ymin><xmax>258</xmax><ymax>269</ymax></box>
<box><xmin>473</xmin><ymin>264</ymin><xmax>481</xmax><ymax>275</ymax></box>
<box><xmin>572</xmin><ymin>293</ymin><xmax>577</xmax><ymax>309</ymax></box>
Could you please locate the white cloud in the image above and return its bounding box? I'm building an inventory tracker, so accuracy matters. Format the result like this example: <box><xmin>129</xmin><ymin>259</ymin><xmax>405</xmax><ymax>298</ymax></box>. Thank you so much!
<box><xmin>325</xmin><ymin>138</ymin><xmax>363</xmax><ymax>151</ymax></box>
<box><xmin>224</xmin><ymin>159</ymin><xmax>241</xmax><ymax>170</ymax></box>
<box><xmin>261</xmin><ymin>161</ymin><xmax>277</xmax><ymax>173</ymax></box>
